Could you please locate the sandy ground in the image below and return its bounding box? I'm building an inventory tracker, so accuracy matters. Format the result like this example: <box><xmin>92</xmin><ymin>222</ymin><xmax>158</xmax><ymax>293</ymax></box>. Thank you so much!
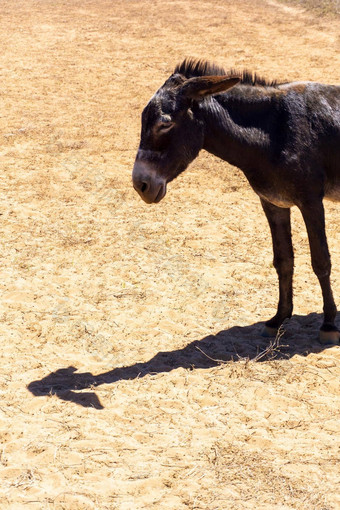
<box><xmin>0</xmin><ymin>0</ymin><xmax>340</xmax><ymax>508</ymax></box>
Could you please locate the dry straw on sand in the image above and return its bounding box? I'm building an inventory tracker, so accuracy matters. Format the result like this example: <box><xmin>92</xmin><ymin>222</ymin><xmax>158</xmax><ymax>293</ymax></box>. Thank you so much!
<box><xmin>1</xmin><ymin>0</ymin><xmax>340</xmax><ymax>508</ymax></box>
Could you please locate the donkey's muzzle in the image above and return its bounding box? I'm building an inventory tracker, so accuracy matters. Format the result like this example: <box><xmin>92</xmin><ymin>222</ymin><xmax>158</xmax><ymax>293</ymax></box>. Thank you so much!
<box><xmin>132</xmin><ymin>160</ymin><xmax>167</xmax><ymax>204</ymax></box>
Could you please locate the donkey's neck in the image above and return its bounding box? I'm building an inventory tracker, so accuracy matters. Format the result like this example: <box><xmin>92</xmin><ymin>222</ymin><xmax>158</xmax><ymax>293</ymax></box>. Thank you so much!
<box><xmin>201</xmin><ymin>88</ymin><xmax>278</xmax><ymax>172</ymax></box>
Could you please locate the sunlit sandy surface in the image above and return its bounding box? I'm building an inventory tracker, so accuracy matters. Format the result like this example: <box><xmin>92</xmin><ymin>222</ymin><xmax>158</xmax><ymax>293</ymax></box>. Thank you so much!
<box><xmin>0</xmin><ymin>1</ymin><xmax>339</xmax><ymax>508</ymax></box>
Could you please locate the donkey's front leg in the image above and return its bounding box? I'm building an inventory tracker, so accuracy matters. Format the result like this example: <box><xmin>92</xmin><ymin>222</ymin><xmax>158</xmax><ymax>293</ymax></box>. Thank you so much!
<box><xmin>260</xmin><ymin>199</ymin><xmax>294</xmax><ymax>337</ymax></box>
<box><xmin>300</xmin><ymin>199</ymin><xmax>339</xmax><ymax>344</ymax></box>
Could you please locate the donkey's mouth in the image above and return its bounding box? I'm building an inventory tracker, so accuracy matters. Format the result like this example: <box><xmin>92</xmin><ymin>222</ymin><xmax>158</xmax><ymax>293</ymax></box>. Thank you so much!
<box><xmin>132</xmin><ymin>159</ymin><xmax>167</xmax><ymax>204</ymax></box>
<box><xmin>134</xmin><ymin>182</ymin><xmax>167</xmax><ymax>204</ymax></box>
<box><xmin>154</xmin><ymin>183</ymin><xmax>167</xmax><ymax>203</ymax></box>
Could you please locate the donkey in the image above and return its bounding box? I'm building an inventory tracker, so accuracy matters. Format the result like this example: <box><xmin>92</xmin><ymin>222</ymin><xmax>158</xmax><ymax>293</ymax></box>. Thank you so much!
<box><xmin>132</xmin><ymin>58</ymin><xmax>340</xmax><ymax>344</ymax></box>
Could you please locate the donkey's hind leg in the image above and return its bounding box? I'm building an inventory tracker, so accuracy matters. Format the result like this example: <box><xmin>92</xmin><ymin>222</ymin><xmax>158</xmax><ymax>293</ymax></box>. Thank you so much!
<box><xmin>300</xmin><ymin>199</ymin><xmax>339</xmax><ymax>344</ymax></box>
<box><xmin>260</xmin><ymin>199</ymin><xmax>294</xmax><ymax>337</ymax></box>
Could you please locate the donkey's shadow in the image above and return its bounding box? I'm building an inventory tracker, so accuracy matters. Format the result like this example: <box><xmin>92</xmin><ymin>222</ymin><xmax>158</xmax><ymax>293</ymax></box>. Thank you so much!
<box><xmin>27</xmin><ymin>313</ymin><xmax>338</xmax><ymax>409</ymax></box>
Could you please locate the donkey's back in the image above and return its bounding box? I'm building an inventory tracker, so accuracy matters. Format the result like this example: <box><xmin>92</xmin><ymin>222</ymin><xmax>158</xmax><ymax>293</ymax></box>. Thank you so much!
<box><xmin>278</xmin><ymin>81</ymin><xmax>340</xmax><ymax>196</ymax></box>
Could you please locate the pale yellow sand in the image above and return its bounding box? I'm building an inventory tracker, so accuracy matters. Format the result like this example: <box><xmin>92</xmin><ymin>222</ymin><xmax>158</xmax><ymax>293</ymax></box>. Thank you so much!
<box><xmin>0</xmin><ymin>0</ymin><xmax>339</xmax><ymax>508</ymax></box>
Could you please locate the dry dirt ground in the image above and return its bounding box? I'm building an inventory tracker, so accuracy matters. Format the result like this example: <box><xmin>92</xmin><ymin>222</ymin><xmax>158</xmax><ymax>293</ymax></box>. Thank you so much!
<box><xmin>0</xmin><ymin>0</ymin><xmax>340</xmax><ymax>508</ymax></box>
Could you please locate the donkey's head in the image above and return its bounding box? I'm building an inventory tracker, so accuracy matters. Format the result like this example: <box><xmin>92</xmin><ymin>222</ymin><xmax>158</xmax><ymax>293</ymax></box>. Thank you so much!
<box><xmin>132</xmin><ymin>62</ymin><xmax>240</xmax><ymax>203</ymax></box>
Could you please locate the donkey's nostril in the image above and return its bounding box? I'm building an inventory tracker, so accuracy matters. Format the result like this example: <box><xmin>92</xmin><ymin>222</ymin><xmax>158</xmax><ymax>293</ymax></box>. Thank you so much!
<box><xmin>141</xmin><ymin>182</ymin><xmax>148</xmax><ymax>193</ymax></box>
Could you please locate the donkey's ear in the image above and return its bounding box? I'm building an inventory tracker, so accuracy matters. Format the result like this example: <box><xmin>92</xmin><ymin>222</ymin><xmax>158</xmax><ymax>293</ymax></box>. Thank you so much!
<box><xmin>180</xmin><ymin>75</ymin><xmax>240</xmax><ymax>100</ymax></box>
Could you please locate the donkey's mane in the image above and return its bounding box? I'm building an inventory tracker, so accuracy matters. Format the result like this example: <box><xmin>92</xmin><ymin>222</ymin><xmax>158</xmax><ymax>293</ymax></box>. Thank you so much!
<box><xmin>174</xmin><ymin>58</ymin><xmax>280</xmax><ymax>88</ymax></box>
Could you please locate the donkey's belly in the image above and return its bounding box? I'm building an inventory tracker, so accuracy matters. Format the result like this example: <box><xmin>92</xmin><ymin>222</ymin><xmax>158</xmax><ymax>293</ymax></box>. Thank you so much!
<box><xmin>325</xmin><ymin>185</ymin><xmax>340</xmax><ymax>203</ymax></box>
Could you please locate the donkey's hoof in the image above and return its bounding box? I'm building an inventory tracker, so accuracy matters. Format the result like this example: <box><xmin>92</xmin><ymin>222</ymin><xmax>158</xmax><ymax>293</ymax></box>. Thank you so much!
<box><xmin>319</xmin><ymin>329</ymin><xmax>340</xmax><ymax>345</ymax></box>
<box><xmin>261</xmin><ymin>325</ymin><xmax>278</xmax><ymax>338</ymax></box>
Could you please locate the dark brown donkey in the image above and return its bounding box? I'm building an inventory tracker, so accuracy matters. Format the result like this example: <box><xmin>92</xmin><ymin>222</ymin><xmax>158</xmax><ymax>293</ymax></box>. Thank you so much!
<box><xmin>132</xmin><ymin>59</ymin><xmax>340</xmax><ymax>344</ymax></box>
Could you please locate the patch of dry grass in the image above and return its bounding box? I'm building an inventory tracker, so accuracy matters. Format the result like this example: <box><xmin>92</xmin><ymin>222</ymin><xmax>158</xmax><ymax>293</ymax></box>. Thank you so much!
<box><xmin>281</xmin><ymin>0</ymin><xmax>340</xmax><ymax>15</ymax></box>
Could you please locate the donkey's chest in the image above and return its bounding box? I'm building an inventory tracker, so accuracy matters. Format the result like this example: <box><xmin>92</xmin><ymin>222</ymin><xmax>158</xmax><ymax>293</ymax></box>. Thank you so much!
<box><xmin>257</xmin><ymin>190</ymin><xmax>294</xmax><ymax>208</ymax></box>
<box><xmin>244</xmin><ymin>171</ymin><xmax>295</xmax><ymax>208</ymax></box>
